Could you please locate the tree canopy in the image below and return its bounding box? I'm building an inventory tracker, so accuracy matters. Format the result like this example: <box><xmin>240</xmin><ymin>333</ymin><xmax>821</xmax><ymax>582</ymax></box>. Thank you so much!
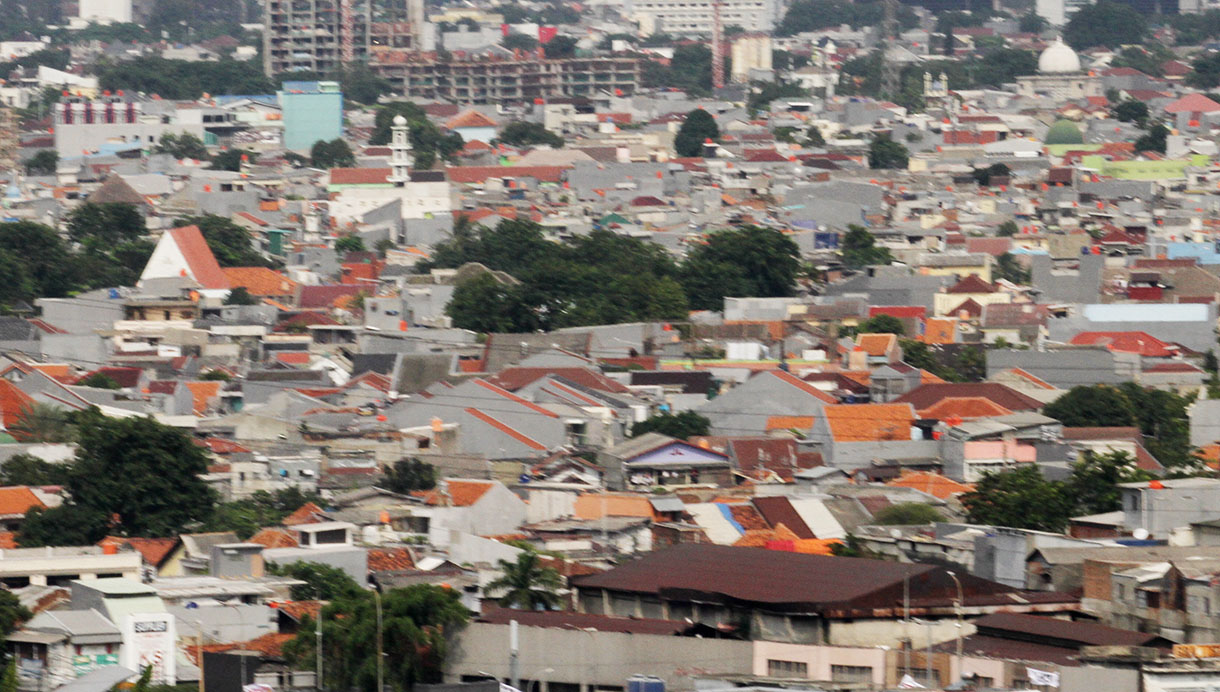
<box><xmin>95</xmin><ymin>57</ymin><xmax>272</xmax><ymax>100</ymax></box>
<box><xmin>310</xmin><ymin>138</ymin><xmax>356</xmax><ymax>169</ymax></box>
<box><xmin>1064</xmin><ymin>0</ymin><xmax>1147</xmax><ymax>49</ymax></box>
<box><xmin>674</xmin><ymin>108</ymin><xmax>720</xmax><ymax>157</ymax></box>
<box><xmin>776</xmin><ymin>0</ymin><xmax>916</xmax><ymax>35</ymax></box>
<box><xmin>381</xmin><ymin>458</ymin><xmax>438</xmax><ymax>494</ymax></box>
<box><xmin>873</xmin><ymin>502</ymin><xmax>944</xmax><ymax>525</ymax></box>
<box><xmin>155</xmin><ymin>132</ymin><xmax>209</xmax><ymax>160</ymax></box>
<box><xmin>868</xmin><ymin>135</ymin><xmax>909</xmax><ymax>169</ymax></box>
<box><xmin>370</xmin><ymin>102</ymin><xmax>464</xmax><ymax>169</ymax></box>
<box><xmin>175</xmin><ymin>214</ymin><xmax>271</xmax><ymax>267</ymax></box>
<box><xmin>680</xmin><ymin>226</ymin><xmax>800</xmax><ymax>311</ymax></box>
<box><xmin>841</xmin><ymin>225</ymin><xmax>893</xmax><ymax>269</ymax></box>
<box><xmin>485</xmin><ymin>551</ymin><xmax>564</xmax><ymax>610</ymax></box>
<box><xmin>630</xmin><ymin>411</ymin><xmax>711</xmax><ymax>439</ymax></box>
<box><xmin>498</xmin><ymin>121</ymin><xmax>565</xmax><ymax>148</ymax></box>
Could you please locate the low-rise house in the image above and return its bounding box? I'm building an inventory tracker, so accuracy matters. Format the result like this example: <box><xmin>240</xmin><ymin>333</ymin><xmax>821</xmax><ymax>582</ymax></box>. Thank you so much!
<box><xmin>11</xmin><ymin>609</ymin><xmax>124</xmax><ymax>689</ymax></box>
<box><xmin>809</xmin><ymin>403</ymin><xmax>935</xmax><ymax>473</ymax></box>
<box><xmin>598</xmin><ymin>433</ymin><xmax>733</xmax><ymax>490</ymax></box>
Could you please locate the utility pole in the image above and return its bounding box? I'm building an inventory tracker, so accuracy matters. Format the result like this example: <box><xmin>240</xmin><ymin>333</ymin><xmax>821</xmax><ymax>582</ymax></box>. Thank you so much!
<box><xmin>375</xmin><ymin>588</ymin><xmax>384</xmax><ymax>692</ymax></box>
<box><xmin>316</xmin><ymin>587</ymin><xmax>324</xmax><ymax>692</ymax></box>
<box><xmin>509</xmin><ymin>619</ymin><xmax>520</xmax><ymax>691</ymax></box>
<box><xmin>902</xmin><ymin>574</ymin><xmax>910</xmax><ymax>677</ymax></box>
<box><xmin>880</xmin><ymin>0</ymin><xmax>900</xmax><ymax>100</ymax></box>
<box><xmin>711</xmin><ymin>0</ymin><xmax>725</xmax><ymax>90</ymax></box>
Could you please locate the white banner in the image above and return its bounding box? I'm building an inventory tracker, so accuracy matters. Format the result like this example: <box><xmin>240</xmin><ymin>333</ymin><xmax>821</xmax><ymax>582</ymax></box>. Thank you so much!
<box><xmin>898</xmin><ymin>674</ymin><xmax>926</xmax><ymax>689</ymax></box>
<box><xmin>1026</xmin><ymin>667</ymin><xmax>1060</xmax><ymax>688</ymax></box>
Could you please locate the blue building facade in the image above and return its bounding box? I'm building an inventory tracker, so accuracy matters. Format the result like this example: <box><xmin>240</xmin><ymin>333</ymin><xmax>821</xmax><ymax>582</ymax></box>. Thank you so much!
<box><xmin>277</xmin><ymin>81</ymin><xmax>343</xmax><ymax>152</ymax></box>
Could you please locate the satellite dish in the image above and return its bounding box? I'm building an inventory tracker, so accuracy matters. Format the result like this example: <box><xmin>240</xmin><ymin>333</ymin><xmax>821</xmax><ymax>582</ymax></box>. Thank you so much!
<box><xmin>890</xmin><ymin>528</ymin><xmax>903</xmax><ymax>539</ymax></box>
<box><xmin>1133</xmin><ymin>528</ymin><xmax>1150</xmax><ymax>540</ymax></box>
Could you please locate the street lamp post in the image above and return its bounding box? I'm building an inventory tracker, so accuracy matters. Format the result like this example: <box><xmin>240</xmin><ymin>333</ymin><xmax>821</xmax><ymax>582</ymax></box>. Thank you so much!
<box><xmin>528</xmin><ymin>667</ymin><xmax>554</xmax><ymax>692</ymax></box>
<box><xmin>374</xmin><ymin>588</ymin><xmax>385</xmax><ymax>692</ymax></box>
<box><xmin>947</xmin><ymin>571</ymin><xmax>964</xmax><ymax>682</ymax></box>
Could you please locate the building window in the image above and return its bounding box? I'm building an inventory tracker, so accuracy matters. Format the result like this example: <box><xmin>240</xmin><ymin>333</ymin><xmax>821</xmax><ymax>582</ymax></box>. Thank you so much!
<box><xmin>830</xmin><ymin>665</ymin><xmax>873</xmax><ymax>684</ymax></box>
<box><xmin>767</xmin><ymin>660</ymin><xmax>808</xmax><ymax>678</ymax></box>
<box><xmin>1136</xmin><ymin>590</ymin><xmax>1148</xmax><ymax>608</ymax></box>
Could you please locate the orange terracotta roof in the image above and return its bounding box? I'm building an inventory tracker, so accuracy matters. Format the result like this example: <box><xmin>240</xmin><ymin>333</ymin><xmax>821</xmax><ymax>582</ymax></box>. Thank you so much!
<box><xmin>330</xmin><ymin>167</ymin><xmax>391</xmax><ymax>185</ymax></box>
<box><xmin>413</xmin><ymin>480</ymin><xmax>495</xmax><ymax>507</ymax></box>
<box><xmin>188</xmin><ymin>632</ymin><xmax>294</xmax><ymax>663</ymax></box>
<box><xmin>169</xmin><ymin>225</ymin><xmax>229</xmax><ymax>290</ymax></box>
<box><xmin>184</xmin><ymin>381</ymin><xmax>223</xmax><ymax>416</ymax></box>
<box><xmin>29</xmin><ymin>364</ymin><xmax>73</xmax><ymax>381</ymax></box>
<box><xmin>921</xmin><ymin>318</ymin><xmax>958</xmax><ymax>345</ymax></box>
<box><xmin>275</xmin><ymin>600</ymin><xmax>321</xmax><ymax>622</ymax></box>
<box><xmin>447</xmin><ymin>166</ymin><xmax>567</xmax><ymax>184</ymax></box>
<box><xmin>573</xmin><ymin>492</ymin><xmax>654</xmax><ymax>520</ymax></box>
<box><xmin>856</xmin><ymin>333</ymin><xmax>897</xmax><ymax>357</ymax></box>
<box><xmin>0</xmin><ymin>531</ymin><xmax>16</xmax><ymax>549</ymax></box>
<box><xmin>790</xmin><ymin>538</ymin><xmax>841</xmax><ymax>555</ymax></box>
<box><xmin>765</xmin><ymin>415</ymin><xmax>815</xmax><ymax>432</ymax></box>
<box><xmin>222</xmin><ymin>267</ymin><xmax>299</xmax><ymax>297</ymax></box>
<box><xmin>445</xmin><ymin>109</ymin><xmax>499</xmax><ymax>129</ymax></box>
<box><xmin>282</xmin><ymin>502</ymin><xmax>326</xmax><ymax>526</ymax></box>
<box><xmin>248</xmin><ymin>528</ymin><xmax>299</xmax><ymax>548</ymax></box>
<box><xmin>766</xmin><ymin>370</ymin><xmax>838</xmax><ymax>403</ymax></box>
<box><xmin>0</xmin><ymin>381</ymin><xmax>34</xmax><ymax>430</ymax></box>
<box><xmin>368</xmin><ymin>547</ymin><xmax>415</xmax><ymax>571</ymax></box>
<box><xmin>0</xmin><ymin>487</ymin><xmax>45</xmax><ymax>516</ymax></box>
<box><xmin>734</xmin><ymin>522</ymin><xmax>801</xmax><ymax>547</ymax></box>
<box><xmin>822</xmin><ymin>403</ymin><xmax>915</xmax><ymax>442</ymax></box>
<box><xmin>917</xmin><ymin>396</ymin><xmax>1013</xmax><ymax>421</ymax></box>
<box><xmin>920</xmin><ymin>370</ymin><xmax>947</xmax><ymax>384</ymax></box>
<box><xmin>888</xmin><ymin>471</ymin><xmax>975</xmax><ymax>500</ymax></box>
<box><xmin>98</xmin><ymin>536</ymin><xmax>177</xmax><ymax>566</ymax></box>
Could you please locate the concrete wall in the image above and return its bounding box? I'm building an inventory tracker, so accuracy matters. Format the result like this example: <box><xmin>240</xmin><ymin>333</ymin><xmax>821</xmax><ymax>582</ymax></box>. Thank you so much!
<box><xmin>752</xmin><ymin>641</ymin><xmax>895</xmax><ymax>687</ymax></box>
<box><xmin>446</xmin><ymin>621</ymin><xmax>755</xmax><ymax>692</ymax></box>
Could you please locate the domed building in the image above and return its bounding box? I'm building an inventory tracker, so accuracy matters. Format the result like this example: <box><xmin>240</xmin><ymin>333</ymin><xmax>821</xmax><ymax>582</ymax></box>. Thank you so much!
<box><xmin>1016</xmin><ymin>38</ymin><xmax>1101</xmax><ymax>100</ymax></box>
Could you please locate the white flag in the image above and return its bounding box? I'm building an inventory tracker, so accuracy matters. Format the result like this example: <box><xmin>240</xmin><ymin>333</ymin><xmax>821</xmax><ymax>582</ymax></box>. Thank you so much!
<box><xmin>1026</xmin><ymin>667</ymin><xmax>1060</xmax><ymax>687</ymax></box>
<box><xmin>898</xmin><ymin>674</ymin><xmax>926</xmax><ymax>689</ymax></box>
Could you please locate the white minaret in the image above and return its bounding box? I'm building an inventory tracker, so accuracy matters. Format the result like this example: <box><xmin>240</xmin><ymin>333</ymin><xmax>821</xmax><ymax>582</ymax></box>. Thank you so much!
<box><xmin>387</xmin><ymin>114</ymin><xmax>412</xmax><ymax>186</ymax></box>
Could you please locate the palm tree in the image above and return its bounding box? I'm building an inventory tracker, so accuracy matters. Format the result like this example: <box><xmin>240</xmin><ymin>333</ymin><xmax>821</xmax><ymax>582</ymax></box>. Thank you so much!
<box><xmin>485</xmin><ymin>551</ymin><xmax>564</xmax><ymax>610</ymax></box>
<box><xmin>9</xmin><ymin>403</ymin><xmax>75</xmax><ymax>443</ymax></box>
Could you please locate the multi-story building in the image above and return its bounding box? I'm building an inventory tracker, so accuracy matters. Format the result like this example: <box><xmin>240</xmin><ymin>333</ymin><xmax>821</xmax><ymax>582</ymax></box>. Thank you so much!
<box><xmin>263</xmin><ymin>0</ymin><xmax>426</xmax><ymax>77</ymax></box>
<box><xmin>632</xmin><ymin>0</ymin><xmax>779</xmax><ymax>36</ymax></box>
<box><xmin>370</xmin><ymin>51</ymin><xmax>640</xmax><ymax>104</ymax></box>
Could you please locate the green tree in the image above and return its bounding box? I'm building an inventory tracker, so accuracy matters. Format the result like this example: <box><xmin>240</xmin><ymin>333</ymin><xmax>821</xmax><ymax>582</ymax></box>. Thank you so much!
<box><xmin>310</xmin><ymin>138</ymin><xmax>356</xmax><ymax>169</ymax></box>
<box><xmin>857</xmin><ymin>314</ymin><xmax>906</xmax><ymax>335</ymax></box>
<box><xmin>8</xmin><ymin>403</ymin><xmax>76</xmax><ymax>443</ymax></box>
<box><xmin>872</xmin><ymin>502</ymin><xmax>944</xmax><ymax>525</ymax></box>
<box><xmin>1135</xmin><ymin>124</ymin><xmax>1169</xmax><ymax>154</ymax></box>
<box><xmin>155</xmin><ymin>132</ymin><xmax>209</xmax><ymax>160</ymax></box>
<box><xmin>679</xmin><ymin>226</ymin><xmax>800</xmax><ymax>311</ymax></box>
<box><xmin>630</xmin><ymin>411</ymin><xmax>711</xmax><ymax>439</ymax></box>
<box><xmin>1069</xmin><ymin>450</ymin><xmax>1153</xmax><ymax>516</ymax></box>
<box><xmin>55</xmin><ymin>411</ymin><xmax>216</xmax><ymax>539</ymax></box>
<box><xmin>0</xmin><ymin>453</ymin><xmax>71</xmax><ymax>486</ymax></box>
<box><xmin>952</xmin><ymin>344</ymin><xmax>987</xmax><ymax>382</ymax></box>
<box><xmin>224</xmin><ymin>287</ymin><xmax>258</xmax><ymax>305</ymax></box>
<box><xmin>840</xmin><ymin>225</ymin><xmax>893</xmax><ymax>269</ymax></box>
<box><xmin>268</xmin><ymin>560</ymin><xmax>366</xmax><ymax>601</ymax></box>
<box><xmin>994</xmin><ymin>252</ymin><xmax>1030</xmax><ymax>284</ymax></box>
<box><xmin>961</xmin><ymin>465</ymin><xmax>1074</xmax><ymax>532</ymax></box>
<box><xmin>0</xmin><ymin>590</ymin><xmax>30</xmax><ymax>642</ymax></box>
<box><xmin>543</xmin><ymin>35</ymin><xmax>579</xmax><ymax>58</ymax></box>
<box><xmin>446</xmin><ymin>273</ymin><xmax>540</xmax><ymax>333</ymax></box>
<box><xmin>23</xmin><ymin>150</ymin><xmax>58</xmax><ymax>176</ymax></box>
<box><xmin>66</xmin><ymin>202</ymin><xmax>145</xmax><ymax>247</ymax></box>
<box><xmin>0</xmin><ymin>658</ymin><xmax>17</xmax><ymax>692</ymax></box>
<box><xmin>972</xmin><ymin>163</ymin><xmax>1010</xmax><ymax>187</ymax></box>
<box><xmin>18</xmin><ymin>504</ymin><xmax>111</xmax><ymax>547</ymax></box>
<box><xmin>282</xmin><ymin>585</ymin><xmax>469</xmax><ymax>692</ymax></box>
<box><xmin>175</xmin><ymin>214</ymin><xmax>270</xmax><ymax>267</ymax></box>
<box><xmin>77</xmin><ymin>373</ymin><xmax>121</xmax><ymax>390</ymax></box>
<box><xmin>1018</xmin><ymin>12</ymin><xmax>1046</xmax><ymax>33</ymax></box>
<box><xmin>210</xmin><ymin>148</ymin><xmax>256</xmax><ymax>172</ymax></box>
<box><xmin>776</xmin><ymin>0</ymin><xmax>915</xmax><ymax>35</ymax></box>
<box><xmin>335</xmin><ymin>235</ymin><xmax>367</xmax><ymax>255</ymax></box>
<box><xmin>807</xmin><ymin>125</ymin><xmax>825</xmax><ymax>146</ymax></box>
<box><xmin>0</xmin><ymin>221</ymin><xmax>77</xmax><ymax>297</ymax></box>
<box><xmin>1064</xmin><ymin>0</ymin><xmax>1147</xmax><ymax>49</ymax></box>
<box><xmin>997</xmin><ymin>220</ymin><xmax>1019</xmax><ymax>237</ymax></box>
<box><xmin>1043</xmin><ymin>385</ymin><xmax>1137</xmax><ymax>428</ymax></box>
<box><xmin>503</xmin><ymin>33</ymin><xmax>539</xmax><ymax>51</ymax></box>
<box><xmin>333</xmin><ymin>63</ymin><xmax>394</xmax><ymax>105</ymax></box>
<box><xmin>207</xmin><ymin>488</ymin><xmax>323</xmax><ymax>539</ymax></box>
<box><xmin>639</xmin><ymin>44</ymin><xmax>715</xmax><ymax>96</ymax></box>
<box><xmin>868</xmin><ymin>134</ymin><xmax>908</xmax><ymax>169</ymax></box>
<box><xmin>1111</xmin><ymin>46</ymin><xmax>1168</xmax><ymax>78</ymax></box>
<box><xmin>95</xmin><ymin>57</ymin><xmax>272</xmax><ymax>100</ymax></box>
<box><xmin>498</xmin><ymin>121</ymin><xmax>565</xmax><ymax>148</ymax></box>
<box><xmin>674</xmin><ymin>108</ymin><xmax>720</xmax><ymax>157</ymax></box>
<box><xmin>381</xmin><ymin>458</ymin><xmax>438</xmax><ymax>494</ymax></box>
<box><xmin>485</xmin><ymin>551</ymin><xmax>564</xmax><ymax>610</ymax></box>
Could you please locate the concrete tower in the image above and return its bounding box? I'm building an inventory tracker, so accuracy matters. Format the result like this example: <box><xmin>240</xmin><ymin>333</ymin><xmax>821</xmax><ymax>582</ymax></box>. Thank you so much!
<box><xmin>387</xmin><ymin>114</ymin><xmax>412</xmax><ymax>186</ymax></box>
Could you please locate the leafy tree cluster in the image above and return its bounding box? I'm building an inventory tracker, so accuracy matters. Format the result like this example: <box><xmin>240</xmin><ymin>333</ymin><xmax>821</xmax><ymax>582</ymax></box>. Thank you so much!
<box><xmin>369</xmin><ymin>102</ymin><xmax>464</xmax><ymax>170</ymax></box>
<box><xmin>640</xmin><ymin>44</ymin><xmax>716</xmax><ymax>96</ymax></box>
<box><xmin>873</xmin><ymin>502</ymin><xmax>944</xmax><ymax>525</ymax></box>
<box><xmin>1111</xmin><ymin>99</ymin><xmax>1150</xmax><ymax>126</ymax></box>
<box><xmin>776</xmin><ymin>0</ymin><xmax>916</xmax><ymax>36</ymax></box>
<box><xmin>899</xmin><ymin>340</ymin><xmax>986</xmax><ymax>383</ymax></box>
<box><xmin>310</xmin><ymin>138</ymin><xmax>356</xmax><ymax>169</ymax></box>
<box><xmin>497</xmin><ymin>121</ymin><xmax>565</xmax><ymax>148</ymax></box>
<box><xmin>1189</xmin><ymin>52</ymin><xmax>1220</xmax><ymax>89</ymax></box>
<box><xmin>840</xmin><ymin>225</ymin><xmax>893</xmax><ymax>269</ymax></box>
<box><xmin>205</xmin><ymin>488</ymin><xmax>324</xmax><ymax>540</ymax></box>
<box><xmin>67</xmin><ymin>202</ymin><xmax>156</xmax><ymax>288</ymax></box>
<box><xmin>0</xmin><ymin>453</ymin><xmax>71</xmax><ymax>486</ymax></box>
<box><xmin>1167</xmin><ymin>9</ymin><xmax>1220</xmax><ymax>44</ymax></box>
<box><xmin>486</xmin><ymin>550</ymin><xmax>564</xmax><ymax>610</ymax></box>
<box><xmin>210</xmin><ymin>148</ymin><xmax>257</xmax><ymax>172</ymax></box>
<box><xmin>268</xmin><ymin>560</ymin><xmax>367</xmax><ymax>601</ymax></box>
<box><xmin>994</xmin><ymin>252</ymin><xmax>1031</xmax><ymax>284</ymax></box>
<box><xmin>275</xmin><ymin>64</ymin><xmax>393</xmax><ymax>105</ymax></box>
<box><xmin>1042</xmin><ymin>383</ymin><xmax>1195</xmax><ymax>467</ymax></box>
<box><xmin>1063</xmin><ymin>0</ymin><xmax>1147</xmax><ymax>49</ymax></box>
<box><xmin>335</xmin><ymin>235</ymin><xmax>367</xmax><ymax>255</ymax></box>
<box><xmin>23</xmin><ymin>150</ymin><xmax>58</xmax><ymax>176</ymax></box>
<box><xmin>961</xmin><ymin>452</ymin><xmax>1154</xmax><ymax>532</ymax></box>
<box><xmin>19</xmin><ymin>411</ymin><xmax>217</xmax><ymax>546</ymax></box>
<box><xmin>543</xmin><ymin>35</ymin><xmax>580</xmax><ymax>59</ymax></box>
<box><xmin>840</xmin><ymin>50</ymin><xmax>1037</xmax><ymax>109</ymax></box>
<box><xmin>437</xmin><ymin>220</ymin><xmax>799</xmax><ymax>331</ymax></box>
<box><xmin>629</xmin><ymin>411</ymin><xmax>711</xmax><ymax>439</ymax></box>
<box><xmin>155</xmin><ymin>132</ymin><xmax>209</xmax><ymax>160</ymax></box>
<box><xmin>748</xmin><ymin>81</ymin><xmax>811</xmax><ymax>113</ymax></box>
<box><xmin>1110</xmin><ymin>45</ymin><xmax>1172</xmax><ymax>78</ymax></box>
<box><xmin>852</xmin><ymin>314</ymin><xmax>906</xmax><ymax>336</ymax></box>
<box><xmin>868</xmin><ymin>135</ymin><xmax>909</xmax><ymax>170</ymax></box>
<box><xmin>674</xmin><ymin>108</ymin><xmax>720</xmax><ymax>157</ymax></box>
<box><xmin>380</xmin><ymin>458</ymin><xmax>438</xmax><ymax>494</ymax></box>
<box><xmin>94</xmin><ymin>57</ymin><xmax>272</xmax><ymax>100</ymax></box>
<box><xmin>281</xmin><ymin>582</ymin><xmax>470</xmax><ymax>692</ymax></box>
<box><xmin>972</xmin><ymin>163</ymin><xmax>1011</xmax><ymax>187</ymax></box>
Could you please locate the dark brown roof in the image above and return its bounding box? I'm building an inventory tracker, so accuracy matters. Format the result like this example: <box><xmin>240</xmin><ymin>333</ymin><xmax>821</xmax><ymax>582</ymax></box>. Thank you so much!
<box><xmin>751</xmin><ymin>496</ymin><xmax>815</xmax><ymax>539</ymax></box>
<box><xmin>571</xmin><ymin>544</ymin><xmax>1006</xmax><ymax>612</ymax></box>
<box><xmin>892</xmin><ymin>383</ymin><xmax>1044</xmax><ymax>412</ymax></box>
<box><xmin>971</xmin><ymin>613</ymin><xmax>1164</xmax><ymax>648</ymax></box>
<box><xmin>476</xmin><ymin>605</ymin><xmax>690</xmax><ymax>634</ymax></box>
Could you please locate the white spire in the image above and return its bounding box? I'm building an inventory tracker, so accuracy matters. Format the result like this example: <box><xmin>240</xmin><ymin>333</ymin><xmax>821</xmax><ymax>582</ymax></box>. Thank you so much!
<box><xmin>387</xmin><ymin>114</ymin><xmax>412</xmax><ymax>185</ymax></box>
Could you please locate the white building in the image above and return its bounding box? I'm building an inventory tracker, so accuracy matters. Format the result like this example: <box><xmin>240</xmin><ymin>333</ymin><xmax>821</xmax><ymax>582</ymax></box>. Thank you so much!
<box><xmin>1016</xmin><ymin>38</ymin><xmax>1101</xmax><ymax>100</ymax></box>
<box><xmin>327</xmin><ymin>116</ymin><xmax>452</xmax><ymax>223</ymax></box>
<box><xmin>77</xmin><ymin>0</ymin><xmax>134</xmax><ymax>24</ymax></box>
<box><xmin>633</xmin><ymin>0</ymin><xmax>779</xmax><ymax>36</ymax></box>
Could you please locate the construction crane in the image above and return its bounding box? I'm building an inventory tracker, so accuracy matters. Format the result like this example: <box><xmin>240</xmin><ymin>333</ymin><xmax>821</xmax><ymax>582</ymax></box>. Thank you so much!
<box><xmin>879</xmin><ymin>0</ymin><xmax>899</xmax><ymax>100</ymax></box>
<box><xmin>340</xmin><ymin>0</ymin><xmax>355</xmax><ymax>64</ymax></box>
<box><xmin>711</xmin><ymin>0</ymin><xmax>725</xmax><ymax>90</ymax></box>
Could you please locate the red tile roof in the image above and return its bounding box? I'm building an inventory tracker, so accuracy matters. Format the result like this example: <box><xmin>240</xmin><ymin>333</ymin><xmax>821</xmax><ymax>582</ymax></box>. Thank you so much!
<box><xmin>446</xmin><ymin>166</ymin><xmax>567</xmax><ymax>184</ymax></box>
<box><xmin>282</xmin><ymin>502</ymin><xmax>326</xmax><ymax>526</ymax></box>
<box><xmin>822</xmin><ymin>403</ymin><xmax>915</xmax><ymax>442</ymax></box>
<box><xmin>248</xmin><ymin>528</ymin><xmax>299</xmax><ymax>548</ymax></box>
<box><xmin>0</xmin><ymin>381</ymin><xmax>35</xmax><ymax>430</ymax></box>
<box><xmin>946</xmin><ymin>274</ymin><xmax>996</xmax><ymax>294</ymax></box>
<box><xmin>1165</xmin><ymin>92</ymin><xmax>1220</xmax><ymax>114</ymax></box>
<box><xmin>484</xmin><ymin>367</ymin><xmax>630</xmax><ymax>394</ymax></box>
<box><xmin>894</xmin><ymin>383</ymin><xmax>1043</xmax><ymax>412</ymax></box>
<box><xmin>99</xmin><ymin>536</ymin><xmax>178</xmax><ymax>566</ymax></box>
<box><xmin>869</xmin><ymin>306</ymin><xmax>927</xmax><ymax>319</ymax></box>
<box><xmin>223</xmin><ymin>267</ymin><xmax>299</xmax><ymax>296</ymax></box>
<box><xmin>368</xmin><ymin>547</ymin><xmax>416</xmax><ymax>571</ymax></box>
<box><xmin>414</xmin><ymin>479</ymin><xmax>496</xmax><ymax>506</ymax></box>
<box><xmin>887</xmin><ymin>472</ymin><xmax>974</xmax><ymax>500</ymax></box>
<box><xmin>330</xmin><ymin>168</ymin><xmax>391</xmax><ymax>185</ymax></box>
<box><xmin>0</xmin><ymin>487</ymin><xmax>44</xmax><ymax>517</ymax></box>
<box><xmin>169</xmin><ymin>225</ymin><xmax>230</xmax><ymax>290</ymax></box>
<box><xmin>445</xmin><ymin>109</ymin><xmax>498</xmax><ymax>129</ymax></box>
<box><xmin>1069</xmin><ymin>331</ymin><xmax>1178</xmax><ymax>357</ymax></box>
<box><xmin>917</xmin><ymin>396</ymin><xmax>1013</xmax><ymax>420</ymax></box>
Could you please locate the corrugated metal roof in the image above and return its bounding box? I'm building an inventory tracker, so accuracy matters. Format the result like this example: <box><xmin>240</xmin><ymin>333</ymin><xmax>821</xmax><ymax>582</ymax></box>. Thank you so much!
<box><xmin>788</xmin><ymin>497</ymin><xmax>846</xmax><ymax>540</ymax></box>
<box><xmin>685</xmin><ymin>503</ymin><xmax>744</xmax><ymax>544</ymax></box>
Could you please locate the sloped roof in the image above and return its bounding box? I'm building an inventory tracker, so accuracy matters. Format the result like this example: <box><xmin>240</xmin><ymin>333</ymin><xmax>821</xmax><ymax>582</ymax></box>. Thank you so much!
<box><xmin>946</xmin><ymin>274</ymin><xmax>996</xmax><ymax>294</ymax></box>
<box><xmin>887</xmin><ymin>471</ymin><xmax>974</xmax><ymax>500</ymax></box>
<box><xmin>894</xmin><ymin>383</ymin><xmax>1044</xmax><ymax>412</ymax></box>
<box><xmin>247</xmin><ymin>528</ymin><xmax>299</xmax><ymax>548</ymax></box>
<box><xmin>855</xmin><ymin>333</ymin><xmax>897</xmax><ymax>357</ymax></box>
<box><xmin>1069</xmin><ymin>331</ymin><xmax>1177</xmax><ymax>357</ymax></box>
<box><xmin>222</xmin><ymin>267</ymin><xmax>299</xmax><ymax>296</ymax></box>
<box><xmin>282</xmin><ymin>502</ymin><xmax>326</xmax><ymax>526</ymax></box>
<box><xmin>330</xmin><ymin>168</ymin><xmax>391</xmax><ymax>185</ymax></box>
<box><xmin>169</xmin><ymin>225</ymin><xmax>229</xmax><ymax>290</ymax></box>
<box><xmin>485</xmin><ymin>367</ymin><xmax>630</xmax><ymax>394</ymax></box>
<box><xmin>917</xmin><ymin>396</ymin><xmax>1013</xmax><ymax>420</ymax></box>
<box><xmin>0</xmin><ymin>486</ymin><xmax>44</xmax><ymax>516</ymax></box>
<box><xmin>413</xmin><ymin>479</ymin><xmax>495</xmax><ymax>507</ymax></box>
<box><xmin>445</xmin><ymin>109</ymin><xmax>499</xmax><ymax>129</ymax></box>
<box><xmin>98</xmin><ymin>536</ymin><xmax>177</xmax><ymax>566</ymax></box>
<box><xmin>89</xmin><ymin>175</ymin><xmax>147</xmax><ymax>206</ymax></box>
<box><xmin>822</xmin><ymin>403</ymin><xmax>915</xmax><ymax>442</ymax></box>
<box><xmin>1165</xmin><ymin>92</ymin><xmax>1220</xmax><ymax>114</ymax></box>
